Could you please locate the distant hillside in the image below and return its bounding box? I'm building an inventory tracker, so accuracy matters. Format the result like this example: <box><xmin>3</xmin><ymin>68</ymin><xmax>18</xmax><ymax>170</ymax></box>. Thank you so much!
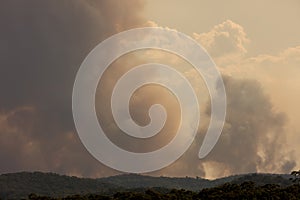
<box><xmin>0</xmin><ymin>172</ymin><xmax>295</xmax><ymax>199</ymax></box>
<box><xmin>0</xmin><ymin>172</ymin><xmax>119</xmax><ymax>199</ymax></box>
<box><xmin>101</xmin><ymin>173</ymin><xmax>294</xmax><ymax>189</ymax></box>
<box><xmin>100</xmin><ymin>174</ymin><xmax>211</xmax><ymax>190</ymax></box>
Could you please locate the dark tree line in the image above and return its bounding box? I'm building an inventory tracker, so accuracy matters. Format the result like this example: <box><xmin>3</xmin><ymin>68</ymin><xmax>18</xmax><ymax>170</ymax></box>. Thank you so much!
<box><xmin>27</xmin><ymin>182</ymin><xmax>300</xmax><ymax>200</ymax></box>
<box><xmin>2</xmin><ymin>170</ymin><xmax>299</xmax><ymax>200</ymax></box>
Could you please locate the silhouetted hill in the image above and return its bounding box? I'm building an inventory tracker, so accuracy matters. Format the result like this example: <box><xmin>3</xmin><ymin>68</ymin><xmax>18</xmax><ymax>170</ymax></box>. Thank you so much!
<box><xmin>0</xmin><ymin>172</ymin><xmax>119</xmax><ymax>199</ymax></box>
<box><xmin>100</xmin><ymin>174</ymin><xmax>211</xmax><ymax>190</ymax></box>
<box><xmin>0</xmin><ymin>171</ymin><xmax>295</xmax><ymax>199</ymax></box>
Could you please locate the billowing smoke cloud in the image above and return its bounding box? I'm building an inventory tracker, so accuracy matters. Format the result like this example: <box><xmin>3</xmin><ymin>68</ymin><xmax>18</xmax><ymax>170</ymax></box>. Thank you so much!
<box><xmin>192</xmin><ymin>19</ymin><xmax>298</xmax><ymax>177</ymax></box>
<box><xmin>204</xmin><ymin>76</ymin><xmax>295</xmax><ymax>176</ymax></box>
<box><xmin>153</xmin><ymin>76</ymin><xmax>295</xmax><ymax>178</ymax></box>
<box><xmin>0</xmin><ymin>0</ymin><xmax>146</xmax><ymax>177</ymax></box>
<box><xmin>0</xmin><ymin>1</ymin><xmax>296</xmax><ymax>179</ymax></box>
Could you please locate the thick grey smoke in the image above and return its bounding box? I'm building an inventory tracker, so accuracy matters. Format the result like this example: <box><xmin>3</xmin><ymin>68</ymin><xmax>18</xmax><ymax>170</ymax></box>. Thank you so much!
<box><xmin>0</xmin><ymin>0</ymin><xmax>146</xmax><ymax>177</ymax></box>
<box><xmin>156</xmin><ymin>76</ymin><xmax>295</xmax><ymax>178</ymax></box>
<box><xmin>95</xmin><ymin>51</ymin><xmax>182</xmax><ymax>153</ymax></box>
<box><xmin>82</xmin><ymin>47</ymin><xmax>296</xmax><ymax>178</ymax></box>
<box><xmin>204</xmin><ymin>77</ymin><xmax>296</xmax><ymax>175</ymax></box>
<box><xmin>0</xmin><ymin>0</ymin><xmax>295</xmax><ymax>178</ymax></box>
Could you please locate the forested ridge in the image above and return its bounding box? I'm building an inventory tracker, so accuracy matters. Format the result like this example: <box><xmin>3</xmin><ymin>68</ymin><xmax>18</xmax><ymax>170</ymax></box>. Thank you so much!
<box><xmin>0</xmin><ymin>171</ymin><xmax>299</xmax><ymax>199</ymax></box>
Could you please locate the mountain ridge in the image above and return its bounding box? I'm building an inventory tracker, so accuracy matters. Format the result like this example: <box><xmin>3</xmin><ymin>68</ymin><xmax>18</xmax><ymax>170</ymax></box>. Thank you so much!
<box><xmin>0</xmin><ymin>171</ymin><xmax>294</xmax><ymax>199</ymax></box>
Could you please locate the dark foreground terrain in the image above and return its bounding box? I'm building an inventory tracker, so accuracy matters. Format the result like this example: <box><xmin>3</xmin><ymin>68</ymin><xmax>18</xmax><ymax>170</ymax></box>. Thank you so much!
<box><xmin>0</xmin><ymin>172</ymin><xmax>299</xmax><ymax>199</ymax></box>
<box><xmin>27</xmin><ymin>183</ymin><xmax>300</xmax><ymax>200</ymax></box>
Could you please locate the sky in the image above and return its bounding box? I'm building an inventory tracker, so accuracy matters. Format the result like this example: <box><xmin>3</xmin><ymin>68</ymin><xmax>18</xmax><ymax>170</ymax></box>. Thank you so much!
<box><xmin>0</xmin><ymin>0</ymin><xmax>299</xmax><ymax>179</ymax></box>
